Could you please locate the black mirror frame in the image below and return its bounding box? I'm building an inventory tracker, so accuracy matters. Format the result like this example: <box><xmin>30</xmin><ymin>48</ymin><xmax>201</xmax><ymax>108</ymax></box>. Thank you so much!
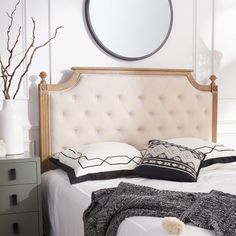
<box><xmin>85</xmin><ymin>0</ymin><xmax>173</xmax><ymax>61</ymax></box>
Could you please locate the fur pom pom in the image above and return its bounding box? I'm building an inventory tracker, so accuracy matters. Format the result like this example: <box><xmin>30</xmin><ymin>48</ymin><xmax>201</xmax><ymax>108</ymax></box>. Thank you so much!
<box><xmin>162</xmin><ymin>217</ymin><xmax>185</xmax><ymax>235</ymax></box>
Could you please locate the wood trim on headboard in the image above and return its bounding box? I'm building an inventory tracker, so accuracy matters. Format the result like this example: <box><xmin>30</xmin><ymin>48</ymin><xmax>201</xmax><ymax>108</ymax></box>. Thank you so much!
<box><xmin>39</xmin><ymin>72</ymin><xmax>50</xmax><ymax>172</ymax></box>
<box><xmin>210</xmin><ymin>75</ymin><xmax>218</xmax><ymax>143</ymax></box>
<box><xmin>38</xmin><ymin>67</ymin><xmax>218</xmax><ymax>172</ymax></box>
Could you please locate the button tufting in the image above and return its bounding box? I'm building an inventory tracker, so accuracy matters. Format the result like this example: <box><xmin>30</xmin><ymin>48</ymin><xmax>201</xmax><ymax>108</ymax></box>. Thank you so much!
<box><xmin>157</xmin><ymin>126</ymin><xmax>164</xmax><ymax>131</ymax></box>
<box><xmin>186</xmin><ymin>110</ymin><xmax>192</xmax><ymax>115</ymax></box>
<box><xmin>137</xmin><ymin>127</ymin><xmax>144</xmax><ymax>132</ymax></box>
<box><xmin>72</xmin><ymin>94</ymin><xmax>78</xmax><ymax>100</ymax></box>
<box><xmin>107</xmin><ymin>112</ymin><xmax>112</xmax><ymax>117</ymax></box>
<box><xmin>95</xmin><ymin>128</ymin><xmax>101</xmax><ymax>133</ymax></box>
<box><xmin>49</xmin><ymin>75</ymin><xmax>213</xmax><ymax>152</ymax></box>
<box><xmin>62</xmin><ymin>111</ymin><xmax>67</xmax><ymax>116</ymax></box>
<box><xmin>117</xmin><ymin>127</ymin><xmax>123</xmax><ymax>132</ymax></box>
<box><xmin>96</xmin><ymin>94</ymin><xmax>101</xmax><ymax>100</ymax></box>
<box><xmin>74</xmin><ymin>128</ymin><xmax>79</xmax><ymax>133</ymax></box>
<box><xmin>84</xmin><ymin>110</ymin><xmax>91</xmax><ymax>116</ymax></box>
<box><xmin>177</xmin><ymin>126</ymin><xmax>183</xmax><ymax>130</ymax></box>
<box><xmin>117</xmin><ymin>95</ymin><xmax>123</xmax><ymax>100</ymax></box>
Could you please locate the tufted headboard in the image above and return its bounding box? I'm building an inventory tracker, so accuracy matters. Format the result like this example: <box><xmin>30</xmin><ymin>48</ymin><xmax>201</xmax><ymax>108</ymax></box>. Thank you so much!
<box><xmin>39</xmin><ymin>67</ymin><xmax>218</xmax><ymax>172</ymax></box>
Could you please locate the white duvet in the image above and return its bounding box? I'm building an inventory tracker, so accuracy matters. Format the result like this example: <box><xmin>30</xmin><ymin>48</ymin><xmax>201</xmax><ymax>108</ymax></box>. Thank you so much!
<box><xmin>42</xmin><ymin>164</ymin><xmax>236</xmax><ymax>236</ymax></box>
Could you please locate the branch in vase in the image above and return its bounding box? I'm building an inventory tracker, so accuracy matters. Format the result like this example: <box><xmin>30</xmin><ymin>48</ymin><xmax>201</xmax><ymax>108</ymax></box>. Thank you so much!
<box><xmin>6</xmin><ymin>17</ymin><xmax>36</xmax><ymax>96</ymax></box>
<box><xmin>5</xmin><ymin>26</ymin><xmax>22</xmax><ymax>72</ymax></box>
<box><xmin>0</xmin><ymin>55</ymin><xmax>7</xmax><ymax>96</ymax></box>
<box><xmin>13</xmin><ymin>25</ymin><xmax>63</xmax><ymax>98</ymax></box>
<box><xmin>6</xmin><ymin>0</ymin><xmax>21</xmax><ymax>53</ymax></box>
<box><xmin>0</xmin><ymin>58</ymin><xmax>9</xmax><ymax>99</ymax></box>
<box><xmin>0</xmin><ymin>0</ymin><xmax>63</xmax><ymax>99</ymax></box>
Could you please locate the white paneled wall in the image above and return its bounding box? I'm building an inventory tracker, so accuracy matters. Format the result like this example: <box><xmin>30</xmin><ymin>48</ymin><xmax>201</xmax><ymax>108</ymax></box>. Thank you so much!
<box><xmin>0</xmin><ymin>0</ymin><xmax>236</xmax><ymax>152</ymax></box>
<box><xmin>214</xmin><ymin>0</ymin><xmax>236</xmax><ymax>149</ymax></box>
<box><xmin>49</xmin><ymin>0</ymin><xmax>195</xmax><ymax>79</ymax></box>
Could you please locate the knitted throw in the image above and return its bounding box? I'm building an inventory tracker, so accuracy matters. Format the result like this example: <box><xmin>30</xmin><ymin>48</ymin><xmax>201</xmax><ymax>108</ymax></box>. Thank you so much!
<box><xmin>83</xmin><ymin>182</ymin><xmax>236</xmax><ymax>236</ymax></box>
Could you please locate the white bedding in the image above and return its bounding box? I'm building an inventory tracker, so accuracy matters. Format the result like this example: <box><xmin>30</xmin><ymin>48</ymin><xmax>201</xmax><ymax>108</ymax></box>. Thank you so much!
<box><xmin>42</xmin><ymin>164</ymin><xmax>236</xmax><ymax>236</ymax></box>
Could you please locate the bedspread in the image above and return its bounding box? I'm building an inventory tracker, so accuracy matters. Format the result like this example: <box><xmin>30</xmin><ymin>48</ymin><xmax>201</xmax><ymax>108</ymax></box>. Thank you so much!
<box><xmin>83</xmin><ymin>182</ymin><xmax>236</xmax><ymax>236</ymax></box>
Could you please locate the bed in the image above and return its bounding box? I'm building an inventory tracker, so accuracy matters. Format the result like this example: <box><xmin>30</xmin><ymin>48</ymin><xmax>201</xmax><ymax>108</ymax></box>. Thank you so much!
<box><xmin>38</xmin><ymin>67</ymin><xmax>236</xmax><ymax>236</ymax></box>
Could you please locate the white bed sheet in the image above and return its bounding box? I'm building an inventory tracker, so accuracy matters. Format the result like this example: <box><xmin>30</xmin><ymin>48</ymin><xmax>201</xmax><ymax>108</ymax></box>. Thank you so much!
<box><xmin>42</xmin><ymin>164</ymin><xmax>236</xmax><ymax>236</ymax></box>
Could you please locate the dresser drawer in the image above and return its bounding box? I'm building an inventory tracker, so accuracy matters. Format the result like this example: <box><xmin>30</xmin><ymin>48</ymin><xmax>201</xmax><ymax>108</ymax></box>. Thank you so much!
<box><xmin>0</xmin><ymin>162</ymin><xmax>37</xmax><ymax>186</ymax></box>
<box><xmin>0</xmin><ymin>212</ymin><xmax>39</xmax><ymax>236</ymax></box>
<box><xmin>0</xmin><ymin>184</ymin><xmax>38</xmax><ymax>214</ymax></box>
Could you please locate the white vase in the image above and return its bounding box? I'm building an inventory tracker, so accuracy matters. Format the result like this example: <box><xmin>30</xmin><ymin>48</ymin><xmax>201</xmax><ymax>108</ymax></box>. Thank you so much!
<box><xmin>0</xmin><ymin>139</ymin><xmax>7</xmax><ymax>157</ymax></box>
<box><xmin>0</xmin><ymin>100</ymin><xmax>24</xmax><ymax>155</ymax></box>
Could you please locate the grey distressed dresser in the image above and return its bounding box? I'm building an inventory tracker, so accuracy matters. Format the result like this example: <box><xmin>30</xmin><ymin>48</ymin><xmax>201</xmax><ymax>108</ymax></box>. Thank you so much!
<box><xmin>0</xmin><ymin>153</ymin><xmax>43</xmax><ymax>236</ymax></box>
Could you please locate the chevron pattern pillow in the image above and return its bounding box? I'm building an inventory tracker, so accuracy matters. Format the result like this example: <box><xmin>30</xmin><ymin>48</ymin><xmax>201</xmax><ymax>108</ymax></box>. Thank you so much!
<box><xmin>50</xmin><ymin>142</ymin><xmax>142</xmax><ymax>184</ymax></box>
<box><xmin>134</xmin><ymin>140</ymin><xmax>206</xmax><ymax>182</ymax></box>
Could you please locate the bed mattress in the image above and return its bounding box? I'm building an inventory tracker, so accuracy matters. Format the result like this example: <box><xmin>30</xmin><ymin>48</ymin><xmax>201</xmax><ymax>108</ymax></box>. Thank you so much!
<box><xmin>42</xmin><ymin>165</ymin><xmax>236</xmax><ymax>236</ymax></box>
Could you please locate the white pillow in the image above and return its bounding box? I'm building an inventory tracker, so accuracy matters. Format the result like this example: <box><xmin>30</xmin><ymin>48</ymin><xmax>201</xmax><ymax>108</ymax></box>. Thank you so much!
<box><xmin>51</xmin><ymin>142</ymin><xmax>142</xmax><ymax>184</ymax></box>
<box><xmin>167</xmin><ymin>137</ymin><xmax>236</xmax><ymax>172</ymax></box>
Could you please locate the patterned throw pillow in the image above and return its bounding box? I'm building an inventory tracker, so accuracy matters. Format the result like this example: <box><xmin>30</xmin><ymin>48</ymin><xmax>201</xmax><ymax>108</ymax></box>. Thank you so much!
<box><xmin>167</xmin><ymin>137</ymin><xmax>236</xmax><ymax>172</ymax></box>
<box><xmin>50</xmin><ymin>142</ymin><xmax>142</xmax><ymax>184</ymax></box>
<box><xmin>134</xmin><ymin>140</ymin><xmax>206</xmax><ymax>182</ymax></box>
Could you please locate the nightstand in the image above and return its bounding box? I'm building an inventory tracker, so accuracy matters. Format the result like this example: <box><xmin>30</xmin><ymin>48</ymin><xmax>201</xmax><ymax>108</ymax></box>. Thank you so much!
<box><xmin>0</xmin><ymin>153</ymin><xmax>43</xmax><ymax>236</ymax></box>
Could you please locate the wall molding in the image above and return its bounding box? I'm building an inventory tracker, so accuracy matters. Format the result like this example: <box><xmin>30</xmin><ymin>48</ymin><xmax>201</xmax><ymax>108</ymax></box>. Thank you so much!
<box><xmin>218</xmin><ymin>120</ymin><xmax>236</xmax><ymax>125</ymax></box>
<box><xmin>22</xmin><ymin>0</ymin><xmax>29</xmax><ymax>99</ymax></box>
<box><xmin>23</xmin><ymin>125</ymin><xmax>39</xmax><ymax>131</ymax></box>
<box><xmin>211</xmin><ymin>0</ymin><xmax>215</xmax><ymax>75</ymax></box>
<box><xmin>192</xmin><ymin>0</ymin><xmax>197</xmax><ymax>78</ymax></box>
<box><xmin>218</xmin><ymin>133</ymin><xmax>236</xmax><ymax>137</ymax></box>
<box><xmin>47</xmin><ymin>0</ymin><xmax>53</xmax><ymax>84</ymax></box>
<box><xmin>18</xmin><ymin>0</ymin><xmax>29</xmax><ymax>100</ymax></box>
<box><xmin>24</xmin><ymin>139</ymin><xmax>35</xmax><ymax>154</ymax></box>
<box><xmin>23</xmin><ymin>125</ymin><xmax>38</xmax><ymax>155</ymax></box>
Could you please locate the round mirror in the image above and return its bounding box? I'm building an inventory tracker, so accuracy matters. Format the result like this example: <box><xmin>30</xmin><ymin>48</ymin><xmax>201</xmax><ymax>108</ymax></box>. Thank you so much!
<box><xmin>85</xmin><ymin>0</ymin><xmax>173</xmax><ymax>61</ymax></box>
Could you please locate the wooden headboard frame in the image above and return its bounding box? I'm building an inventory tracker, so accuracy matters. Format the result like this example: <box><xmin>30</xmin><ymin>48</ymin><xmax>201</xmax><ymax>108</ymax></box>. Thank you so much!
<box><xmin>38</xmin><ymin>67</ymin><xmax>217</xmax><ymax>172</ymax></box>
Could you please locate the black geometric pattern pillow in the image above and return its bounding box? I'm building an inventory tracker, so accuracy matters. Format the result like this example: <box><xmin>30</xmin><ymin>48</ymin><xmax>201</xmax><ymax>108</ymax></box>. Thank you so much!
<box><xmin>167</xmin><ymin>137</ymin><xmax>236</xmax><ymax>171</ymax></box>
<box><xmin>50</xmin><ymin>142</ymin><xmax>142</xmax><ymax>184</ymax></box>
<box><xmin>134</xmin><ymin>140</ymin><xmax>206</xmax><ymax>182</ymax></box>
<box><xmin>197</xmin><ymin>144</ymin><xmax>236</xmax><ymax>169</ymax></box>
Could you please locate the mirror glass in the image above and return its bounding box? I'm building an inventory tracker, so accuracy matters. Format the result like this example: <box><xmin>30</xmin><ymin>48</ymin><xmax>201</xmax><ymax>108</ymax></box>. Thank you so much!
<box><xmin>85</xmin><ymin>0</ymin><xmax>173</xmax><ymax>60</ymax></box>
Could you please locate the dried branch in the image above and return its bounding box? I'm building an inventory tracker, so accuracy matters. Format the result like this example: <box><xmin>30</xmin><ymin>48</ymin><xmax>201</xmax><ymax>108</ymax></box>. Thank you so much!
<box><xmin>0</xmin><ymin>55</ymin><xmax>6</xmax><ymax>74</ymax></box>
<box><xmin>0</xmin><ymin>53</ymin><xmax>10</xmax><ymax>77</ymax></box>
<box><xmin>7</xmin><ymin>17</ymin><xmax>36</xmax><ymax>95</ymax></box>
<box><xmin>0</xmin><ymin>55</ymin><xmax>10</xmax><ymax>99</ymax></box>
<box><xmin>0</xmin><ymin>0</ymin><xmax>63</xmax><ymax>99</ymax></box>
<box><xmin>34</xmin><ymin>26</ymin><xmax>63</xmax><ymax>51</ymax></box>
<box><xmin>0</xmin><ymin>55</ymin><xmax>7</xmax><ymax>78</ymax></box>
<box><xmin>1</xmin><ymin>0</ymin><xmax>21</xmax><ymax>99</ymax></box>
<box><xmin>0</xmin><ymin>64</ymin><xmax>6</xmax><ymax>98</ymax></box>
<box><xmin>6</xmin><ymin>0</ymin><xmax>21</xmax><ymax>53</ymax></box>
<box><xmin>13</xmin><ymin>26</ymin><xmax>63</xmax><ymax>98</ymax></box>
<box><xmin>6</xmin><ymin>26</ymin><xmax>22</xmax><ymax>71</ymax></box>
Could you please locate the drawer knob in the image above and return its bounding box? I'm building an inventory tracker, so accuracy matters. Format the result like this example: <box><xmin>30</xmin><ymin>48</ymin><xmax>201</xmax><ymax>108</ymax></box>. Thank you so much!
<box><xmin>9</xmin><ymin>168</ymin><xmax>16</xmax><ymax>180</ymax></box>
<box><xmin>13</xmin><ymin>222</ymin><xmax>19</xmax><ymax>234</ymax></box>
<box><xmin>11</xmin><ymin>194</ymin><xmax>18</xmax><ymax>206</ymax></box>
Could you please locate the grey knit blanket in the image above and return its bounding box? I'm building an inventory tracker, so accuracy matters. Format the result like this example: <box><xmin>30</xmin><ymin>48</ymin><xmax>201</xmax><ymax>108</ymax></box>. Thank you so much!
<box><xmin>83</xmin><ymin>182</ymin><xmax>236</xmax><ymax>236</ymax></box>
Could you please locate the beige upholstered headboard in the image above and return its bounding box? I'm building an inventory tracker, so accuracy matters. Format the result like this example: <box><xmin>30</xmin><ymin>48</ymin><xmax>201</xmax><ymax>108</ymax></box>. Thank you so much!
<box><xmin>39</xmin><ymin>67</ymin><xmax>217</xmax><ymax>172</ymax></box>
